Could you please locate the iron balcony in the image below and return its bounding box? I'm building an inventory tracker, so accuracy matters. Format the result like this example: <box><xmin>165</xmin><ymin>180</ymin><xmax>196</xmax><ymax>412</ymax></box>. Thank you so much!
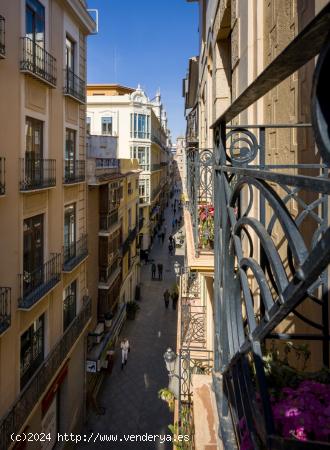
<box><xmin>20</xmin><ymin>37</ymin><xmax>56</xmax><ymax>87</ymax></box>
<box><xmin>18</xmin><ymin>254</ymin><xmax>61</xmax><ymax>309</ymax></box>
<box><xmin>0</xmin><ymin>287</ymin><xmax>11</xmax><ymax>335</ymax></box>
<box><xmin>0</xmin><ymin>15</ymin><xmax>5</xmax><ymax>58</ymax></box>
<box><xmin>64</xmin><ymin>68</ymin><xmax>85</xmax><ymax>104</ymax></box>
<box><xmin>20</xmin><ymin>157</ymin><xmax>56</xmax><ymax>191</ymax></box>
<box><xmin>99</xmin><ymin>257</ymin><xmax>120</xmax><ymax>285</ymax></box>
<box><xmin>0</xmin><ymin>157</ymin><xmax>5</xmax><ymax>195</ymax></box>
<box><xmin>0</xmin><ymin>297</ymin><xmax>91</xmax><ymax>450</ymax></box>
<box><xmin>99</xmin><ymin>209</ymin><xmax>119</xmax><ymax>232</ymax></box>
<box><xmin>63</xmin><ymin>234</ymin><xmax>88</xmax><ymax>272</ymax></box>
<box><xmin>64</xmin><ymin>160</ymin><xmax>85</xmax><ymax>184</ymax></box>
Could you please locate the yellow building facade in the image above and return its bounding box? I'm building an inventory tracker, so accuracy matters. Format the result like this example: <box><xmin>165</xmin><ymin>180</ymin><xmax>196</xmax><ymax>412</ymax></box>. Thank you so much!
<box><xmin>0</xmin><ymin>0</ymin><xmax>94</xmax><ymax>447</ymax></box>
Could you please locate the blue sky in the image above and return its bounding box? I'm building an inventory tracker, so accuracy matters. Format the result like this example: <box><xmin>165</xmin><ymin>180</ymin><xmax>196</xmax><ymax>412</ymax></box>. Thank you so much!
<box><xmin>86</xmin><ymin>0</ymin><xmax>199</xmax><ymax>141</ymax></box>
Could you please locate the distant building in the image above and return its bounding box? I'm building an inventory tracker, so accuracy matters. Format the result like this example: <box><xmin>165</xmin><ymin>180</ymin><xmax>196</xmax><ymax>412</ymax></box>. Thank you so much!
<box><xmin>87</xmin><ymin>84</ymin><xmax>171</xmax><ymax>250</ymax></box>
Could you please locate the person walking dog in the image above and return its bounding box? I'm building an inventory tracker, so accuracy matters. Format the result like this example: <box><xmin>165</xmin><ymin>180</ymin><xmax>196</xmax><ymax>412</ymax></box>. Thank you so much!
<box><xmin>120</xmin><ymin>338</ymin><xmax>130</xmax><ymax>370</ymax></box>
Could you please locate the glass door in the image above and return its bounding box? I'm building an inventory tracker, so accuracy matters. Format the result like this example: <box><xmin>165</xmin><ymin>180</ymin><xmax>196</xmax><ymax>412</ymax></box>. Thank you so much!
<box><xmin>23</xmin><ymin>214</ymin><xmax>44</xmax><ymax>297</ymax></box>
<box><xmin>25</xmin><ymin>117</ymin><xmax>43</xmax><ymax>187</ymax></box>
<box><xmin>26</xmin><ymin>0</ymin><xmax>45</xmax><ymax>74</ymax></box>
<box><xmin>64</xmin><ymin>204</ymin><xmax>76</xmax><ymax>262</ymax></box>
<box><xmin>65</xmin><ymin>129</ymin><xmax>76</xmax><ymax>181</ymax></box>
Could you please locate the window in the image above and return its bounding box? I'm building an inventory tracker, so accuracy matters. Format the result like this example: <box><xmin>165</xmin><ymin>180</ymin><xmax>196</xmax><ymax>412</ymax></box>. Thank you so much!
<box><xmin>23</xmin><ymin>214</ymin><xmax>44</xmax><ymax>296</ymax></box>
<box><xmin>130</xmin><ymin>146</ymin><xmax>150</xmax><ymax>170</ymax></box>
<box><xmin>101</xmin><ymin>117</ymin><xmax>113</xmax><ymax>135</ymax></box>
<box><xmin>26</xmin><ymin>0</ymin><xmax>45</xmax><ymax>47</ymax></box>
<box><xmin>64</xmin><ymin>204</ymin><xmax>76</xmax><ymax>262</ymax></box>
<box><xmin>130</xmin><ymin>113</ymin><xmax>150</xmax><ymax>138</ymax></box>
<box><xmin>26</xmin><ymin>117</ymin><xmax>43</xmax><ymax>158</ymax></box>
<box><xmin>65</xmin><ymin>35</ymin><xmax>75</xmax><ymax>71</ymax></box>
<box><xmin>86</xmin><ymin>117</ymin><xmax>91</xmax><ymax>135</ymax></box>
<box><xmin>65</xmin><ymin>129</ymin><xmax>76</xmax><ymax>179</ymax></box>
<box><xmin>63</xmin><ymin>280</ymin><xmax>77</xmax><ymax>331</ymax></box>
<box><xmin>20</xmin><ymin>314</ymin><xmax>44</xmax><ymax>389</ymax></box>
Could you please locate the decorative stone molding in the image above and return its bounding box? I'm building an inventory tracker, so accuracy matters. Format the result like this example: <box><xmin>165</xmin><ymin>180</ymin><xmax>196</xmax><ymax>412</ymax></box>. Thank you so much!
<box><xmin>231</xmin><ymin>18</ymin><xmax>239</xmax><ymax>69</ymax></box>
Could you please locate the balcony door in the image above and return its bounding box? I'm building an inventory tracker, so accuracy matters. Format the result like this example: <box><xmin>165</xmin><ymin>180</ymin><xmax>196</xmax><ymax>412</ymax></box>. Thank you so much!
<box><xmin>64</xmin><ymin>204</ymin><xmax>76</xmax><ymax>262</ymax></box>
<box><xmin>65</xmin><ymin>129</ymin><xmax>76</xmax><ymax>181</ymax></box>
<box><xmin>63</xmin><ymin>280</ymin><xmax>77</xmax><ymax>331</ymax></box>
<box><xmin>23</xmin><ymin>214</ymin><xmax>44</xmax><ymax>297</ymax></box>
<box><xmin>26</xmin><ymin>0</ymin><xmax>45</xmax><ymax>74</ymax></box>
<box><xmin>65</xmin><ymin>36</ymin><xmax>75</xmax><ymax>93</ymax></box>
<box><xmin>25</xmin><ymin>117</ymin><xmax>43</xmax><ymax>187</ymax></box>
<box><xmin>20</xmin><ymin>314</ymin><xmax>44</xmax><ymax>389</ymax></box>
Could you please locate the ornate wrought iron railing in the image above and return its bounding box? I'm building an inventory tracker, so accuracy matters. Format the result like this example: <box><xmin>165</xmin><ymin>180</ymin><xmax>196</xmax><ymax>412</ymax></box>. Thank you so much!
<box><xmin>0</xmin><ymin>297</ymin><xmax>91</xmax><ymax>450</ymax></box>
<box><xmin>0</xmin><ymin>15</ymin><xmax>5</xmax><ymax>58</ymax></box>
<box><xmin>211</xmin><ymin>5</ymin><xmax>330</xmax><ymax>450</ymax></box>
<box><xmin>64</xmin><ymin>68</ymin><xmax>85</xmax><ymax>103</ymax></box>
<box><xmin>20</xmin><ymin>37</ymin><xmax>56</xmax><ymax>87</ymax></box>
<box><xmin>64</xmin><ymin>159</ymin><xmax>85</xmax><ymax>184</ymax></box>
<box><xmin>63</xmin><ymin>234</ymin><xmax>88</xmax><ymax>272</ymax></box>
<box><xmin>18</xmin><ymin>254</ymin><xmax>61</xmax><ymax>309</ymax></box>
<box><xmin>0</xmin><ymin>157</ymin><xmax>5</xmax><ymax>195</ymax></box>
<box><xmin>0</xmin><ymin>287</ymin><xmax>11</xmax><ymax>335</ymax></box>
<box><xmin>186</xmin><ymin>147</ymin><xmax>214</xmax><ymax>255</ymax></box>
<box><xmin>20</xmin><ymin>157</ymin><xmax>56</xmax><ymax>191</ymax></box>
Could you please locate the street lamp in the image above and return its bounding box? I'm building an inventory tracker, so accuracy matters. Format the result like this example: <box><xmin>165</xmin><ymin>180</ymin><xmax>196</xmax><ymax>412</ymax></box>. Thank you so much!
<box><xmin>163</xmin><ymin>347</ymin><xmax>177</xmax><ymax>377</ymax></box>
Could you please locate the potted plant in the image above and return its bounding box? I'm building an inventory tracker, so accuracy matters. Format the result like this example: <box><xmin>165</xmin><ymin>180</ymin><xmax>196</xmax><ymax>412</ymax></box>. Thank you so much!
<box><xmin>126</xmin><ymin>301</ymin><xmax>140</xmax><ymax>320</ymax></box>
<box><xmin>104</xmin><ymin>312</ymin><xmax>113</xmax><ymax>328</ymax></box>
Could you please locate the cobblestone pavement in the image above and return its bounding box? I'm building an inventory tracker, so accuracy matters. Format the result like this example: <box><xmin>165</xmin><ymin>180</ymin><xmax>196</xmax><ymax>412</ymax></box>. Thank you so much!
<box><xmin>78</xmin><ymin>197</ymin><xmax>184</xmax><ymax>449</ymax></box>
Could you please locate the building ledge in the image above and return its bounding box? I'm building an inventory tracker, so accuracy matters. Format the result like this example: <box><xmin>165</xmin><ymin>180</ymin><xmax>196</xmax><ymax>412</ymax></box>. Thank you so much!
<box><xmin>184</xmin><ymin>208</ymin><xmax>214</xmax><ymax>271</ymax></box>
<box><xmin>192</xmin><ymin>374</ymin><xmax>222</xmax><ymax>450</ymax></box>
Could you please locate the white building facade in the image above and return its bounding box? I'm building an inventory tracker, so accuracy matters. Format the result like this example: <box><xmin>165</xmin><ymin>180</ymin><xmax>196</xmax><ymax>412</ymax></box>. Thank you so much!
<box><xmin>87</xmin><ymin>85</ymin><xmax>171</xmax><ymax>250</ymax></box>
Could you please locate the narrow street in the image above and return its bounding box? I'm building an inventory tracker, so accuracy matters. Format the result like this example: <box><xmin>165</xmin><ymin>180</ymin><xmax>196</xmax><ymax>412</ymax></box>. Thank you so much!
<box><xmin>78</xmin><ymin>197</ymin><xmax>184</xmax><ymax>449</ymax></box>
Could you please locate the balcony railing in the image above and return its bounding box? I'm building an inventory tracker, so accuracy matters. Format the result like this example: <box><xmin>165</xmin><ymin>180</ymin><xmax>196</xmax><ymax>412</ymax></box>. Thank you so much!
<box><xmin>0</xmin><ymin>15</ymin><xmax>5</xmax><ymax>58</ymax></box>
<box><xmin>18</xmin><ymin>254</ymin><xmax>61</xmax><ymax>309</ymax></box>
<box><xmin>100</xmin><ymin>210</ymin><xmax>119</xmax><ymax>232</ymax></box>
<box><xmin>0</xmin><ymin>287</ymin><xmax>11</xmax><ymax>335</ymax></box>
<box><xmin>63</xmin><ymin>234</ymin><xmax>88</xmax><ymax>272</ymax></box>
<box><xmin>20</xmin><ymin>157</ymin><xmax>56</xmax><ymax>191</ymax></box>
<box><xmin>210</xmin><ymin>6</ymin><xmax>330</xmax><ymax>449</ymax></box>
<box><xmin>0</xmin><ymin>157</ymin><xmax>5</xmax><ymax>195</ymax></box>
<box><xmin>64</xmin><ymin>68</ymin><xmax>85</xmax><ymax>104</ymax></box>
<box><xmin>0</xmin><ymin>297</ymin><xmax>91</xmax><ymax>450</ymax></box>
<box><xmin>186</xmin><ymin>148</ymin><xmax>213</xmax><ymax>255</ymax></box>
<box><xmin>151</xmin><ymin>134</ymin><xmax>166</xmax><ymax>151</ymax></box>
<box><xmin>20</xmin><ymin>37</ymin><xmax>56</xmax><ymax>87</ymax></box>
<box><xmin>64</xmin><ymin>160</ymin><xmax>85</xmax><ymax>184</ymax></box>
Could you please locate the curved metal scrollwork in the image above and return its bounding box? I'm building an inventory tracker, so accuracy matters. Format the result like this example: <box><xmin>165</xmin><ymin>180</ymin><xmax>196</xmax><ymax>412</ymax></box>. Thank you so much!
<box><xmin>226</xmin><ymin>128</ymin><xmax>259</xmax><ymax>166</ymax></box>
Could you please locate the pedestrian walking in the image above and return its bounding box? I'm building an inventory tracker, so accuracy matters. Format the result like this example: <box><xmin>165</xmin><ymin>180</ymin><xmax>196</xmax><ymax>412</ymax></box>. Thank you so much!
<box><xmin>163</xmin><ymin>289</ymin><xmax>170</xmax><ymax>309</ymax></box>
<box><xmin>172</xmin><ymin>236</ymin><xmax>176</xmax><ymax>248</ymax></box>
<box><xmin>161</xmin><ymin>232</ymin><xmax>165</xmax><ymax>244</ymax></box>
<box><xmin>169</xmin><ymin>235</ymin><xmax>173</xmax><ymax>245</ymax></box>
<box><xmin>158</xmin><ymin>263</ymin><xmax>163</xmax><ymax>280</ymax></box>
<box><xmin>151</xmin><ymin>263</ymin><xmax>156</xmax><ymax>280</ymax></box>
<box><xmin>120</xmin><ymin>337</ymin><xmax>130</xmax><ymax>370</ymax></box>
<box><xmin>168</xmin><ymin>243</ymin><xmax>173</xmax><ymax>255</ymax></box>
<box><xmin>171</xmin><ymin>290</ymin><xmax>179</xmax><ymax>310</ymax></box>
<box><xmin>173</xmin><ymin>207</ymin><xmax>176</xmax><ymax>215</ymax></box>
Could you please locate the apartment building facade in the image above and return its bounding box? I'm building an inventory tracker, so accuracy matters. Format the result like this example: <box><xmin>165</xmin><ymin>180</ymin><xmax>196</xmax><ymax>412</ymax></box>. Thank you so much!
<box><xmin>0</xmin><ymin>0</ymin><xmax>94</xmax><ymax>447</ymax></box>
<box><xmin>86</xmin><ymin>84</ymin><xmax>171</xmax><ymax>251</ymax></box>
<box><xmin>86</xmin><ymin>135</ymin><xmax>141</xmax><ymax>401</ymax></box>
<box><xmin>179</xmin><ymin>1</ymin><xmax>330</xmax><ymax>449</ymax></box>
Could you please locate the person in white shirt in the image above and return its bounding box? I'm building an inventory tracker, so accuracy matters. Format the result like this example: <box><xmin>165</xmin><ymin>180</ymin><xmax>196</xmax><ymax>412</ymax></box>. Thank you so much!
<box><xmin>120</xmin><ymin>338</ymin><xmax>130</xmax><ymax>370</ymax></box>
